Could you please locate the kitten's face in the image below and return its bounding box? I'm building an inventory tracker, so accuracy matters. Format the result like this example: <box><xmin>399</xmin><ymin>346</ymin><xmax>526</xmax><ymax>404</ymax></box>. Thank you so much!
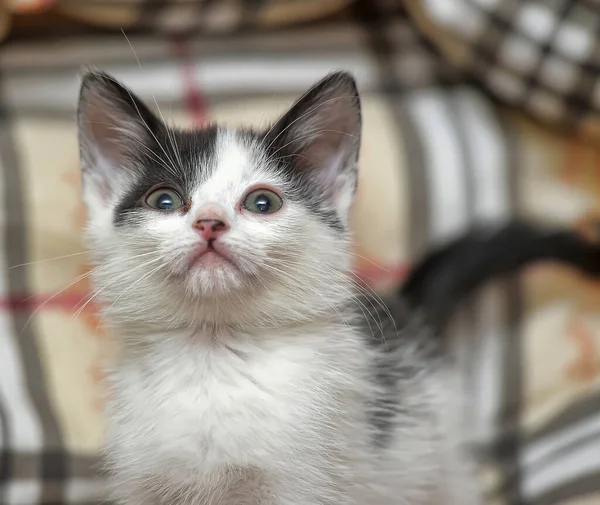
<box><xmin>77</xmin><ymin>71</ymin><xmax>361</xmax><ymax>329</ymax></box>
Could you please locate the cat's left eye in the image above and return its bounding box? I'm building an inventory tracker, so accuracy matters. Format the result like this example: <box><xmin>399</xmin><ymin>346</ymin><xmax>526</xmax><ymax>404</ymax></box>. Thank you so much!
<box><xmin>145</xmin><ymin>187</ymin><xmax>184</xmax><ymax>212</ymax></box>
<box><xmin>242</xmin><ymin>188</ymin><xmax>283</xmax><ymax>214</ymax></box>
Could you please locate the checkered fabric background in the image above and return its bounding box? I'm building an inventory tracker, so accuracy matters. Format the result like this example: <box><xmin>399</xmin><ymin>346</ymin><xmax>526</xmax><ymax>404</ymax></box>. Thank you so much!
<box><xmin>409</xmin><ymin>0</ymin><xmax>600</xmax><ymax>139</ymax></box>
<box><xmin>1</xmin><ymin>1</ymin><xmax>600</xmax><ymax>504</ymax></box>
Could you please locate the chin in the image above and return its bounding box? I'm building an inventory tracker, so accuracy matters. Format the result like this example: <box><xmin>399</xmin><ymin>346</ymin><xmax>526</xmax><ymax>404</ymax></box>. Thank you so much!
<box><xmin>184</xmin><ymin>262</ymin><xmax>246</xmax><ymax>298</ymax></box>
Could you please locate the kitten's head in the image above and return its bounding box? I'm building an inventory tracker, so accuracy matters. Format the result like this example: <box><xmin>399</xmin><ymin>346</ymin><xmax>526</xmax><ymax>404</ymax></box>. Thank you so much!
<box><xmin>77</xmin><ymin>71</ymin><xmax>361</xmax><ymax>330</ymax></box>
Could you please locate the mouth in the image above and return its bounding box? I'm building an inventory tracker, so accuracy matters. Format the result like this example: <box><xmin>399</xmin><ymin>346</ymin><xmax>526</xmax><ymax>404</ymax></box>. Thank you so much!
<box><xmin>189</xmin><ymin>242</ymin><xmax>238</xmax><ymax>270</ymax></box>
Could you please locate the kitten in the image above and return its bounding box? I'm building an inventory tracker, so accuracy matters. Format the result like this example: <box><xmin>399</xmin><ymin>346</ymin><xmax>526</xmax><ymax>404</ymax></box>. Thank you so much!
<box><xmin>77</xmin><ymin>70</ymin><xmax>600</xmax><ymax>505</ymax></box>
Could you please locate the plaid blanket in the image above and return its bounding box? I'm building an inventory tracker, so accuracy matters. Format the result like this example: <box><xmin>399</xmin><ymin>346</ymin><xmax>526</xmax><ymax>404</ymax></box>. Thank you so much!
<box><xmin>409</xmin><ymin>0</ymin><xmax>600</xmax><ymax>139</ymax></box>
<box><xmin>1</xmin><ymin>1</ymin><xmax>600</xmax><ymax>504</ymax></box>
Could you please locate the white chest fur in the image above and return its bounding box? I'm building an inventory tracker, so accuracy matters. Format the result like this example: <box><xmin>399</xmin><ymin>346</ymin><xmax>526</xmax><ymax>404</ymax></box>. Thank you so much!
<box><xmin>106</xmin><ymin>325</ymin><xmax>369</xmax><ymax>503</ymax></box>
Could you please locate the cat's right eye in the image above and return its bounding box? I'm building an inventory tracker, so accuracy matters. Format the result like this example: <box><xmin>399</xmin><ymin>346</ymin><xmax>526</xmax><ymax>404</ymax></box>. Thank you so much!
<box><xmin>145</xmin><ymin>187</ymin><xmax>185</xmax><ymax>212</ymax></box>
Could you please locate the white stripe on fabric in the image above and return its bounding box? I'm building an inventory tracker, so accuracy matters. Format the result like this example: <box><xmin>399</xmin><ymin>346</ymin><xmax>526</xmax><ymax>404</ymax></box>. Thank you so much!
<box><xmin>0</xmin><ymin>328</ymin><xmax>43</xmax><ymax>450</ymax></box>
<box><xmin>2</xmin><ymin>56</ymin><xmax>380</xmax><ymax>113</ymax></box>
<box><xmin>406</xmin><ymin>90</ymin><xmax>469</xmax><ymax>243</ymax></box>
<box><xmin>66</xmin><ymin>478</ymin><xmax>107</xmax><ymax>503</ymax></box>
<box><xmin>451</xmin><ymin>89</ymin><xmax>512</xmax><ymax>445</ymax></box>
<box><xmin>6</xmin><ymin>480</ymin><xmax>41</xmax><ymax>505</ymax></box>
<box><xmin>453</xmin><ymin>89</ymin><xmax>510</xmax><ymax>221</ymax></box>
<box><xmin>523</xmin><ymin>413</ymin><xmax>600</xmax><ymax>469</ymax></box>
<box><xmin>523</xmin><ymin>437</ymin><xmax>600</xmax><ymax>499</ymax></box>
<box><xmin>0</xmin><ymin>245</ymin><xmax>43</xmax><ymax>496</ymax></box>
<box><xmin>0</xmin><ymin>159</ymin><xmax>41</xmax><ymax>500</ymax></box>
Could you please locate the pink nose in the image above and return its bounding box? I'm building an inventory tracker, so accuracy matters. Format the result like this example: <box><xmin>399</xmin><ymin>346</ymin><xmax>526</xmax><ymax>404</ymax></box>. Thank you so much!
<box><xmin>193</xmin><ymin>218</ymin><xmax>230</xmax><ymax>242</ymax></box>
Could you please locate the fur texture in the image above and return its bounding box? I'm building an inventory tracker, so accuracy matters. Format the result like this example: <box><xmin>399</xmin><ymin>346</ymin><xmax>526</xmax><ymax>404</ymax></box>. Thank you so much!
<box><xmin>77</xmin><ymin>70</ymin><xmax>599</xmax><ymax>505</ymax></box>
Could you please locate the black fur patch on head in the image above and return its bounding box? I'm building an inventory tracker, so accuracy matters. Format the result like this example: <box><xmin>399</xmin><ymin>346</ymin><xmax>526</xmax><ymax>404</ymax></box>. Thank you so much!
<box><xmin>113</xmin><ymin>126</ymin><xmax>218</xmax><ymax>225</ymax></box>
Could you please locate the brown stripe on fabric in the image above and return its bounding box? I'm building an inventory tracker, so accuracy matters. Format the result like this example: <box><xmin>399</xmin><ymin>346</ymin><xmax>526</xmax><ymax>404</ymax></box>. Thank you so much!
<box><xmin>487</xmin><ymin>276</ymin><xmax>523</xmax><ymax>505</ymax></box>
<box><xmin>139</xmin><ymin>0</ymin><xmax>169</xmax><ymax>27</ymax></box>
<box><xmin>492</xmin><ymin>106</ymin><xmax>524</xmax><ymax>505</ymax></box>
<box><xmin>527</xmin><ymin>394</ymin><xmax>600</xmax><ymax>444</ymax></box>
<box><xmin>0</xmin><ymin>79</ymin><xmax>67</xmax><ymax>501</ymax></box>
<box><xmin>530</xmin><ymin>473</ymin><xmax>600</xmax><ymax>505</ymax></box>
<box><xmin>70</xmin><ymin>454</ymin><xmax>104</xmax><ymax>480</ymax></box>
<box><xmin>241</xmin><ymin>0</ymin><xmax>266</xmax><ymax>30</ymax></box>
<box><xmin>196</xmin><ymin>0</ymin><xmax>219</xmax><ymax>32</ymax></box>
<box><xmin>7</xmin><ymin>453</ymin><xmax>101</xmax><ymax>479</ymax></box>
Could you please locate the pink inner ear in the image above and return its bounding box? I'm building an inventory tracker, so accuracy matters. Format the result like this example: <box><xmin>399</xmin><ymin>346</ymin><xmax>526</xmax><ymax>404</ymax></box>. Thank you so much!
<box><xmin>80</xmin><ymin>100</ymin><xmax>141</xmax><ymax>201</ymax></box>
<box><xmin>88</xmin><ymin>116</ymin><xmax>125</xmax><ymax>163</ymax></box>
<box><xmin>298</xmin><ymin>121</ymin><xmax>356</xmax><ymax>176</ymax></box>
<box><xmin>300</xmin><ymin>93</ymin><xmax>358</xmax><ymax>163</ymax></box>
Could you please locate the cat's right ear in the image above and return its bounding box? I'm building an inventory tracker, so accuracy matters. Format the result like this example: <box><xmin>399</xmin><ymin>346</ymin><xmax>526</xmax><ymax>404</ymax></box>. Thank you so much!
<box><xmin>77</xmin><ymin>71</ymin><xmax>159</xmax><ymax>203</ymax></box>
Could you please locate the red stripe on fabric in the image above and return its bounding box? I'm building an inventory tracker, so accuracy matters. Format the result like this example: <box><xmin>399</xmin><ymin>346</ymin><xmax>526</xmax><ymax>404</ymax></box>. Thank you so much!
<box><xmin>170</xmin><ymin>38</ymin><xmax>208</xmax><ymax>127</ymax></box>
<box><xmin>0</xmin><ymin>262</ymin><xmax>409</xmax><ymax>314</ymax></box>
<box><xmin>355</xmin><ymin>263</ymin><xmax>409</xmax><ymax>286</ymax></box>
<box><xmin>0</xmin><ymin>292</ymin><xmax>89</xmax><ymax>312</ymax></box>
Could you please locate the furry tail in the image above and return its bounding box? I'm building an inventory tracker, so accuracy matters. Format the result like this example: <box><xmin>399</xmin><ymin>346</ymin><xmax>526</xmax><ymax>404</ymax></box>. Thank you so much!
<box><xmin>400</xmin><ymin>220</ymin><xmax>600</xmax><ymax>329</ymax></box>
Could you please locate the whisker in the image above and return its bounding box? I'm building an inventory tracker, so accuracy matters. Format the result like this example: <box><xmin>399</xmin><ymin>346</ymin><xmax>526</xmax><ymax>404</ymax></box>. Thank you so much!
<box><xmin>98</xmin><ymin>260</ymin><xmax>170</xmax><ymax>320</ymax></box>
<box><xmin>72</xmin><ymin>252</ymin><xmax>168</xmax><ymax>319</ymax></box>
<box><xmin>348</xmin><ymin>251</ymin><xmax>392</xmax><ymax>273</ymax></box>
<box><xmin>9</xmin><ymin>250</ymin><xmax>93</xmax><ymax>269</ymax></box>
<box><xmin>20</xmin><ymin>268</ymin><xmax>97</xmax><ymax>335</ymax></box>
<box><xmin>121</xmin><ymin>29</ymin><xmax>143</xmax><ymax>69</ymax></box>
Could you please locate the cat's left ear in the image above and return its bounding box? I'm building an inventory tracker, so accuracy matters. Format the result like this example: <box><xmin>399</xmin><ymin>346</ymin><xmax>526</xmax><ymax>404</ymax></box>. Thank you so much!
<box><xmin>264</xmin><ymin>71</ymin><xmax>361</xmax><ymax>222</ymax></box>
<box><xmin>77</xmin><ymin>70</ymin><xmax>160</xmax><ymax>204</ymax></box>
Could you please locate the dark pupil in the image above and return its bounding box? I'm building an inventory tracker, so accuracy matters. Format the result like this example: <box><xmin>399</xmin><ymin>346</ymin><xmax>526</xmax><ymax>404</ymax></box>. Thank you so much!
<box><xmin>157</xmin><ymin>193</ymin><xmax>174</xmax><ymax>210</ymax></box>
<box><xmin>254</xmin><ymin>195</ymin><xmax>271</xmax><ymax>212</ymax></box>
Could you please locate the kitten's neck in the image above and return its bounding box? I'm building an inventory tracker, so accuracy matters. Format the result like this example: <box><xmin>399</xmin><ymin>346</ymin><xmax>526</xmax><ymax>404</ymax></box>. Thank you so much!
<box><xmin>111</xmin><ymin>308</ymin><xmax>357</xmax><ymax>355</ymax></box>
<box><xmin>107</xmin><ymin>298</ymin><xmax>357</xmax><ymax>344</ymax></box>
<box><xmin>109</xmin><ymin>318</ymin><xmax>360</xmax><ymax>378</ymax></box>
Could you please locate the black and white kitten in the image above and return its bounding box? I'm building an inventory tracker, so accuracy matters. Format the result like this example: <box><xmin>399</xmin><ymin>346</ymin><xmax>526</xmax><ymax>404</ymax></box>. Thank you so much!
<box><xmin>77</xmin><ymin>71</ymin><xmax>600</xmax><ymax>505</ymax></box>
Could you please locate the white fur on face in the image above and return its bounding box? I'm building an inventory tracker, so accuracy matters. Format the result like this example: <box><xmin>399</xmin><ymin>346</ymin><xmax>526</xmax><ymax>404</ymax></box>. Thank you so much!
<box><xmin>85</xmin><ymin>129</ymin><xmax>353</xmax><ymax>330</ymax></box>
